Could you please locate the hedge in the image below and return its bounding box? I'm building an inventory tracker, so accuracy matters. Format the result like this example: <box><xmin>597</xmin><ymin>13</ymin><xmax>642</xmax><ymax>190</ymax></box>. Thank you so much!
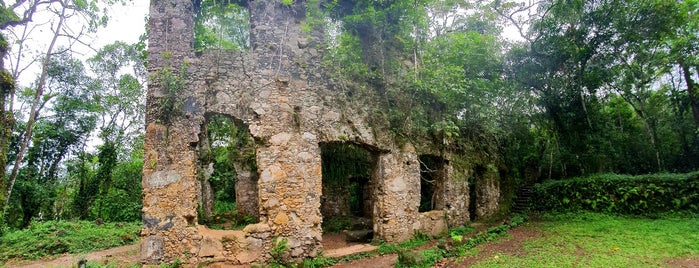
<box><xmin>531</xmin><ymin>172</ymin><xmax>699</xmax><ymax>214</ymax></box>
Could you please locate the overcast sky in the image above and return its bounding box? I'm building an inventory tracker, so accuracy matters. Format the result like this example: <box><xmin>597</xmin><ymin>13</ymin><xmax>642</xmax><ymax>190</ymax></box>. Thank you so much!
<box><xmin>97</xmin><ymin>1</ymin><xmax>149</xmax><ymax>47</ymax></box>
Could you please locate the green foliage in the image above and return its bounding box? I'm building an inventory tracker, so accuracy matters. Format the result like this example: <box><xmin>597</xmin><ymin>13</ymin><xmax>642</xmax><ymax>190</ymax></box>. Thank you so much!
<box><xmin>322</xmin><ymin>215</ymin><xmax>350</xmax><ymax>233</ymax></box>
<box><xmin>83</xmin><ymin>260</ymin><xmax>141</xmax><ymax>268</ymax></box>
<box><xmin>532</xmin><ymin>172</ymin><xmax>699</xmax><ymax>214</ymax></box>
<box><xmin>199</xmin><ymin>202</ymin><xmax>256</xmax><ymax>229</ymax></box>
<box><xmin>204</xmin><ymin>114</ymin><xmax>257</xmax><ymax>201</ymax></box>
<box><xmin>269</xmin><ymin>237</ymin><xmax>290</xmax><ymax>266</ymax></box>
<box><xmin>509</xmin><ymin>0</ymin><xmax>699</xmax><ymax>178</ymax></box>
<box><xmin>377</xmin><ymin>232</ymin><xmax>431</xmax><ymax>255</ymax></box>
<box><xmin>71</xmin><ymin>153</ymin><xmax>100</xmax><ymax>221</ymax></box>
<box><xmin>321</xmin><ymin>143</ymin><xmax>373</xmax><ymax>188</ymax></box>
<box><xmin>302</xmin><ymin>253</ymin><xmax>337</xmax><ymax>267</ymax></box>
<box><xmin>304</xmin><ymin>219</ymin><xmax>523</xmax><ymax>268</ymax></box>
<box><xmin>0</xmin><ymin>220</ymin><xmax>140</xmax><ymax>262</ymax></box>
<box><xmin>396</xmin><ymin>248</ymin><xmax>425</xmax><ymax>267</ymax></box>
<box><xmin>390</xmin><ymin>218</ymin><xmax>527</xmax><ymax>268</ymax></box>
<box><xmin>153</xmin><ymin>64</ymin><xmax>188</xmax><ymax>125</ymax></box>
<box><xmin>194</xmin><ymin>0</ymin><xmax>249</xmax><ymax>51</ymax></box>
<box><xmin>448</xmin><ymin>225</ymin><xmax>475</xmax><ymax>242</ymax></box>
<box><xmin>0</xmin><ymin>6</ymin><xmax>20</xmax><ymax>28</ymax></box>
<box><xmin>198</xmin><ymin>114</ymin><xmax>257</xmax><ymax>227</ymax></box>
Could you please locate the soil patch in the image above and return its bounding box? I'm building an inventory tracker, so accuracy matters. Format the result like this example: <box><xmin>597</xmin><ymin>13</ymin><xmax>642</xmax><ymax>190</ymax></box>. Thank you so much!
<box><xmin>666</xmin><ymin>256</ymin><xmax>699</xmax><ymax>268</ymax></box>
<box><xmin>330</xmin><ymin>254</ymin><xmax>397</xmax><ymax>268</ymax></box>
<box><xmin>322</xmin><ymin>233</ymin><xmax>360</xmax><ymax>251</ymax></box>
<box><xmin>8</xmin><ymin>244</ymin><xmax>140</xmax><ymax>268</ymax></box>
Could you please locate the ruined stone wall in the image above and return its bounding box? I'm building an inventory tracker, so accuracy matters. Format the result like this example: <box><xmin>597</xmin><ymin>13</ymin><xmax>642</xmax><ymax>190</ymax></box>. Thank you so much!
<box><xmin>234</xmin><ymin>163</ymin><xmax>259</xmax><ymax>219</ymax></box>
<box><xmin>442</xmin><ymin>162</ymin><xmax>471</xmax><ymax>227</ymax></box>
<box><xmin>372</xmin><ymin>145</ymin><xmax>421</xmax><ymax>242</ymax></box>
<box><xmin>142</xmin><ymin>0</ymin><xmax>503</xmax><ymax>264</ymax></box>
<box><xmin>142</xmin><ymin>0</ymin><xmax>201</xmax><ymax>263</ymax></box>
<box><xmin>474</xmin><ymin>166</ymin><xmax>501</xmax><ymax>219</ymax></box>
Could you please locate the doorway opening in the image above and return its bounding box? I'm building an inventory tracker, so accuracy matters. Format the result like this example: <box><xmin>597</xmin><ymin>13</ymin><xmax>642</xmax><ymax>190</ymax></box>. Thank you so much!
<box><xmin>197</xmin><ymin>113</ymin><xmax>258</xmax><ymax>229</ymax></box>
<box><xmin>319</xmin><ymin>142</ymin><xmax>376</xmax><ymax>243</ymax></box>
<box><xmin>419</xmin><ymin>154</ymin><xmax>446</xmax><ymax>212</ymax></box>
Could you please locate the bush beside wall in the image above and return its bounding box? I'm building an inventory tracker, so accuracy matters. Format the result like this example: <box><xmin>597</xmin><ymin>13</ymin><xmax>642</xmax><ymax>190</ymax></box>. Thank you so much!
<box><xmin>532</xmin><ymin>172</ymin><xmax>699</xmax><ymax>214</ymax></box>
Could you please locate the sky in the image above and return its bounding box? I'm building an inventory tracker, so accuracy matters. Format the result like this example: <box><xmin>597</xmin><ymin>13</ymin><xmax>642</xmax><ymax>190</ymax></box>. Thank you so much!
<box><xmin>96</xmin><ymin>1</ymin><xmax>149</xmax><ymax>47</ymax></box>
<box><xmin>6</xmin><ymin>1</ymin><xmax>149</xmax><ymax>89</ymax></box>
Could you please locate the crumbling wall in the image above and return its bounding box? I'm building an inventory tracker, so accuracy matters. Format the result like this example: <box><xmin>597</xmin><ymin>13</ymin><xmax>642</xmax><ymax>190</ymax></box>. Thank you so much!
<box><xmin>234</xmin><ymin>162</ymin><xmax>259</xmax><ymax>219</ymax></box>
<box><xmin>142</xmin><ymin>0</ymin><xmax>201</xmax><ymax>263</ymax></box>
<box><xmin>142</xmin><ymin>0</ymin><xmax>502</xmax><ymax>265</ymax></box>
<box><xmin>372</xmin><ymin>145</ymin><xmax>421</xmax><ymax>242</ymax></box>
<box><xmin>442</xmin><ymin>161</ymin><xmax>470</xmax><ymax>227</ymax></box>
<box><xmin>474</xmin><ymin>165</ymin><xmax>501</xmax><ymax>219</ymax></box>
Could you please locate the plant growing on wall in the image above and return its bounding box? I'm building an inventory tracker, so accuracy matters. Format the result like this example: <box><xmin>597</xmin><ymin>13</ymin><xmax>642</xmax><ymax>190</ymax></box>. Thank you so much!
<box><xmin>153</xmin><ymin>62</ymin><xmax>188</xmax><ymax>126</ymax></box>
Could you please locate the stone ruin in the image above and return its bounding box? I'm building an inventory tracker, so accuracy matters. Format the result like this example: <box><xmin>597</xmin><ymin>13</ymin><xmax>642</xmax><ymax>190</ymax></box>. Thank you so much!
<box><xmin>141</xmin><ymin>0</ymin><xmax>504</xmax><ymax>265</ymax></box>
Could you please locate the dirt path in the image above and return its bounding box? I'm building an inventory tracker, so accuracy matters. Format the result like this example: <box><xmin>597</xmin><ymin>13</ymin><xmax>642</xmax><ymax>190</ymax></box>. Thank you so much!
<box><xmin>6</xmin><ymin>244</ymin><xmax>140</xmax><ymax>268</ymax></box>
<box><xmin>440</xmin><ymin>224</ymin><xmax>544</xmax><ymax>267</ymax></box>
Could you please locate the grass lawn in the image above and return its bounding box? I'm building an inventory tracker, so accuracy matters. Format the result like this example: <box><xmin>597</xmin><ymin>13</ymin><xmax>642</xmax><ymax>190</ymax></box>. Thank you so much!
<box><xmin>469</xmin><ymin>212</ymin><xmax>699</xmax><ymax>267</ymax></box>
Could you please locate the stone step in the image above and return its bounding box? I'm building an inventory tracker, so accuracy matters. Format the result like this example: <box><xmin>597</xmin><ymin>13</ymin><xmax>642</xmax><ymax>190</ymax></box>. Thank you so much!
<box><xmin>325</xmin><ymin>244</ymin><xmax>378</xmax><ymax>258</ymax></box>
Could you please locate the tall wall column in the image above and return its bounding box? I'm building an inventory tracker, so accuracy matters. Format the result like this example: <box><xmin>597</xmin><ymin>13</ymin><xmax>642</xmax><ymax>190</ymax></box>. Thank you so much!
<box><xmin>142</xmin><ymin>0</ymin><xmax>200</xmax><ymax>264</ymax></box>
<box><xmin>372</xmin><ymin>144</ymin><xmax>421</xmax><ymax>242</ymax></box>
<box><xmin>243</xmin><ymin>0</ymin><xmax>325</xmax><ymax>260</ymax></box>
<box><xmin>443</xmin><ymin>162</ymin><xmax>470</xmax><ymax>227</ymax></box>
<box><xmin>474</xmin><ymin>165</ymin><xmax>501</xmax><ymax>219</ymax></box>
<box><xmin>234</xmin><ymin>162</ymin><xmax>260</xmax><ymax>220</ymax></box>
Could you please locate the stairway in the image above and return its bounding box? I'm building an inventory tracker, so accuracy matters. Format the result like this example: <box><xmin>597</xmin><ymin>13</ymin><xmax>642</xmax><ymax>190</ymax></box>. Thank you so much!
<box><xmin>511</xmin><ymin>184</ymin><xmax>533</xmax><ymax>214</ymax></box>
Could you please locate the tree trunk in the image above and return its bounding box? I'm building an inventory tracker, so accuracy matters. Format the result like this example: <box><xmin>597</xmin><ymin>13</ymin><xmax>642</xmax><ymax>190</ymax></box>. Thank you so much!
<box><xmin>0</xmin><ymin>90</ymin><xmax>10</xmax><ymax>210</ymax></box>
<box><xmin>680</xmin><ymin>62</ymin><xmax>699</xmax><ymax>127</ymax></box>
<box><xmin>621</xmin><ymin>92</ymin><xmax>663</xmax><ymax>172</ymax></box>
<box><xmin>5</xmin><ymin>6</ymin><xmax>66</xmax><ymax>206</ymax></box>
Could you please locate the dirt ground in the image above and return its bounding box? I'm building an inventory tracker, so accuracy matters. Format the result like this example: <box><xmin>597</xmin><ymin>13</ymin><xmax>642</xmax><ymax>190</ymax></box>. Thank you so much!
<box><xmin>10</xmin><ymin>225</ymin><xmax>699</xmax><ymax>268</ymax></box>
<box><xmin>439</xmin><ymin>225</ymin><xmax>544</xmax><ymax>267</ymax></box>
<box><xmin>7</xmin><ymin>244</ymin><xmax>140</xmax><ymax>268</ymax></box>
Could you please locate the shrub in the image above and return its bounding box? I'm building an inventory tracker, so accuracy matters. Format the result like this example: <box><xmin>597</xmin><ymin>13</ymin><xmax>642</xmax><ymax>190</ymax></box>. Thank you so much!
<box><xmin>0</xmin><ymin>220</ymin><xmax>140</xmax><ymax>261</ymax></box>
<box><xmin>531</xmin><ymin>172</ymin><xmax>699</xmax><ymax>214</ymax></box>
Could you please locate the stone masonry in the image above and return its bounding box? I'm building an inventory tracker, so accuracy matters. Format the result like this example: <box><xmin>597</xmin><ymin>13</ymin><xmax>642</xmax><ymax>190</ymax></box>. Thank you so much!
<box><xmin>142</xmin><ymin>0</ymin><xmax>502</xmax><ymax>264</ymax></box>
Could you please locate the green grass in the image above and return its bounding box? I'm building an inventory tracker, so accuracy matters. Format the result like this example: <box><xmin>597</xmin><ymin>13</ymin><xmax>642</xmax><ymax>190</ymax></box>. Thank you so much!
<box><xmin>0</xmin><ymin>220</ymin><xmax>141</xmax><ymax>262</ymax></box>
<box><xmin>470</xmin><ymin>212</ymin><xmax>699</xmax><ymax>267</ymax></box>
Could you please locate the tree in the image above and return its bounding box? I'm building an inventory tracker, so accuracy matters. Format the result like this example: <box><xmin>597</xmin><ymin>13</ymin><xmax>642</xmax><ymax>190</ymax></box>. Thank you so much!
<box><xmin>2</xmin><ymin>50</ymin><xmax>100</xmax><ymax>225</ymax></box>
<box><xmin>510</xmin><ymin>0</ymin><xmax>699</xmax><ymax>176</ymax></box>
<box><xmin>87</xmin><ymin>41</ymin><xmax>146</xmax><ymax>157</ymax></box>
<box><xmin>3</xmin><ymin>0</ymin><xmax>113</xmax><ymax>209</ymax></box>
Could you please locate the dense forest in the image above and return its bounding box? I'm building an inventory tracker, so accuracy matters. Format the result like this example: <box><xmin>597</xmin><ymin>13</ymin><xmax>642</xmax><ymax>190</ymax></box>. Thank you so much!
<box><xmin>0</xmin><ymin>0</ymin><xmax>697</xmax><ymax>234</ymax></box>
